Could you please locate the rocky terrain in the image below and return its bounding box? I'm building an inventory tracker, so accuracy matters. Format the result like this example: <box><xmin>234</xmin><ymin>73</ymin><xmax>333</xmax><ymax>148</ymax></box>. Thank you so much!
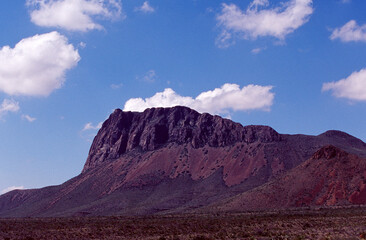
<box><xmin>1</xmin><ymin>106</ymin><xmax>366</xmax><ymax>217</ymax></box>
<box><xmin>209</xmin><ymin>145</ymin><xmax>366</xmax><ymax>212</ymax></box>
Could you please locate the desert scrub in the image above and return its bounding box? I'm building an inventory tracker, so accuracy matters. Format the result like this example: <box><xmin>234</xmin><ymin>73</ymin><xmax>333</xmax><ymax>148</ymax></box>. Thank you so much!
<box><xmin>1</xmin><ymin>207</ymin><xmax>366</xmax><ymax>239</ymax></box>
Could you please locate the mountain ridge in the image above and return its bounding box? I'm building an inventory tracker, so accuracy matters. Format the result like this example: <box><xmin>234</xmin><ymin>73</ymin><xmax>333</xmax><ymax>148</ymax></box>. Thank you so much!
<box><xmin>84</xmin><ymin>106</ymin><xmax>281</xmax><ymax>173</ymax></box>
<box><xmin>1</xmin><ymin>106</ymin><xmax>366</xmax><ymax>217</ymax></box>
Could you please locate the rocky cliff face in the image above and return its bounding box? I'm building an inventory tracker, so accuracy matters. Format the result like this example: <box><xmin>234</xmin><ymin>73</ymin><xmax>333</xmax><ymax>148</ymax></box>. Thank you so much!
<box><xmin>1</xmin><ymin>106</ymin><xmax>366</xmax><ymax>217</ymax></box>
<box><xmin>83</xmin><ymin>106</ymin><xmax>281</xmax><ymax>172</ymax></box>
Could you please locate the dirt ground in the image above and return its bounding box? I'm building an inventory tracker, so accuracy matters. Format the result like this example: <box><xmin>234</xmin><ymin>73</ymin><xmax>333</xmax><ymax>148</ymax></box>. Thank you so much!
<box><xmin>1</xmin><ymin>207</ymin><xmax>366</xmax><ymax>240</ymax></box>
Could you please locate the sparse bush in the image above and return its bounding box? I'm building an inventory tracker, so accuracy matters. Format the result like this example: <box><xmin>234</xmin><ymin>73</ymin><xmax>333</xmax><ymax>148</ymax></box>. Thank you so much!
<box><xmin>302</xmin><ymin>222</ymin><xmax>311</xmax><ymax>229</ymax></box>
<box><xmin>360</xmin><ymin>232</ymin><xmax>366</xmax><ymax>240</ymax></box>
<box><xmin>23</xmin><ymin>237</ymin><xmax>35</xmax><ymax>240</ymax></box>
<box><xmin>191</xmin><ymin>235</ymin><xmax>210</xmax><ymax>240</ymax></box>
<box><xmin>294</xmin><ymin>235</ymin><xmax>305</xmax><ymax>240</ymax></box>
<box><xmin>1</xmin><ymin>208</ymin><xmax>366</xmax><ymax>239</ymax></box>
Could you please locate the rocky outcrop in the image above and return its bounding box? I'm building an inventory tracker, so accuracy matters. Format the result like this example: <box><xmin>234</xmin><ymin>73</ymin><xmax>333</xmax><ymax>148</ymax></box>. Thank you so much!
<box><xmin>83</xmin><ymin>106</ymin><xmax>281</xmax><ymax>172</ymax></box>
<box><xmin>214</xmin><ymin>145</ymin><xmax>366</xmax><ymax>212</ymax></box>
<box><xmin>1</xmin><ymin>106</ymin><xmax>366</xmax><ymax>217</ymax></box>
<box><xmin>312</xmin><ymin>145</ymin><xmax>349</xmax><ymax>160</ymax></box>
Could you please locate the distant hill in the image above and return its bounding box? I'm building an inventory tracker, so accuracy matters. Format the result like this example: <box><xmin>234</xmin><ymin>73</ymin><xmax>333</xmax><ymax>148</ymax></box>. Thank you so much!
<box><xmin>1</xmin><ymin>106</ymin><xmax>366</xmax><ymax>217</ymax></box>
<box><xmin>206</xmin><ymin>145</ymin><xmax>366</xmax><ymax>212</ymax></box>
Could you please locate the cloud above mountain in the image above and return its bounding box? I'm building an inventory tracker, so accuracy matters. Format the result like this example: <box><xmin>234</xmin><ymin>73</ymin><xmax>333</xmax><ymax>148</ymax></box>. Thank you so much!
<box><xmin>124</xmin><ymin>83</ymin><xmax>274</xmax><ymax>115</ymax></box>
<box><xmin>216</xmin><ymin>0</ymin><xmax>313</xmax><ymax>47</ymax></box>
<box><xmin>135</xmin><ymin>1</ymin><xmax>155</xmax><ymax>13</ymax></box>
<box><xmin>83</xmin><ymin>122</ymin><xmax>103</xmax><ymax>131</ymax></box>
<box><xmin>1</xmin><ymin>186</ymin><xmax>24</xmax><ymax>195</ymax></box>
<box><xmin>330</xmin><ymin>20</ymin><xmax>366</xmax><ymax>43</ymax></box>
<box><xmin>0</xmin><ymin>99</ymin><xmax>19</xmax><ymax>119</ymax></box>
<box><xmin>22</xmin><ymin>114</ymin><xmax>37</xmax><ymax>122</ymax></box>
<box><xmin>322</xmin><ymin>68</ymin><xmax>366</xmax><ymax>101</ymax></box>
<box><xmin>0</xmin><ymin>32</ymin><xmax>80</xmax><ymax>97</ymax></box>
<box><xmin>27</xmin><ymin>0</ymin><xmax>123</xmax><ymax>32</ymax></box>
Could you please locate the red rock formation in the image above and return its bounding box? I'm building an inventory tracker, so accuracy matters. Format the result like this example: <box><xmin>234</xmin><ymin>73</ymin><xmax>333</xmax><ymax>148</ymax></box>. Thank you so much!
<box><xmin>1</xmin><ymin>106</ymin><xmax>366</xmax><ymax>217</ymax></box>
<box><xmin>216</xmin><ymin>145</ymin><xmax>366</xmax><ymax>211</ymax></box>
<box><xmin>83</xmin><ymin>107</ymin><xmax>280</xmax><ymax>172</ymax></box>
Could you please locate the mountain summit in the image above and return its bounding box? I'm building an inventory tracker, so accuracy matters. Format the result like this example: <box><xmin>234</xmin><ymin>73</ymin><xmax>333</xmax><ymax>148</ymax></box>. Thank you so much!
<box><xmin>84</xmin><ymin>106</ymin><xmax>280</xmax><ymax>172</ymax></box>
<box><xmin>1</xmin><ymin>106</ymin><xmax>366</xmax><ymax>217</ymax></box>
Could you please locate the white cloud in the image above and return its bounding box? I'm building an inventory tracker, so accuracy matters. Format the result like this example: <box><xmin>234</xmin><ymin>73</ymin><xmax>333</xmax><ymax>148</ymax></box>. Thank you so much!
<box><xmin>138</xmin><ymin>70</ymin><xmax>156</xmax><ymax>83</ymax></box>
<box><xmin>0</xmin><ymin>31</ymin><xmax>80</xmax><ymax>97</ymax></box>
<box><xmin>82</xmin><ymin>121</ymin><xmax>103</xmax><ymax>131</ymax></box>
<box><xmin>124</xmin><ymin>83</ymin><xmax>274</xmax><ymax>115</ymax></box>
<box><xmin>22</xmin><ymin>114</ymin><xmax>37</xmax><ymax>122</ymax></box>
<box><xmin>27</xmin><ymin>0</ymin><xmax>123</xmax><ymax>32</ymax></box>
<box><xmin>135</xmin><ymin>1</ymin><xmax>155</xmax><ymax>13</ymax></box>
<box><xmin>0</xmin><ymin>99</ymin><xmax>20</xmax><ymax>118</ymax></box>
<box><xmin>79</xmin><ymin>42</ymin><xmax>87</xmax><ymax>48</ymax></box>
<box><xmin>111</xmin><ymin>83</ymin><xmax>123</xmax><ymax>89</ymax></box>
<box><xmin>322</xmin><ymin>68</ymin><xmax>366</xmax><ymax>101</ymax></box>
<box><xmin>216</xmin><ymin>0</ymin><xmax>313</xmax><ymax>47</ymax></box>
<box><xmin>330</xmin><ymin>20</ymin><xmax>366</xmax><ymax>43</ymax></box>
<box><xmin>81</xmin><ymin>121</ymin><xmax>103</xmax><ymax>142</ymax></box>
<box><xmin>1</xmin><ymin>186</ymin><xmax>24</xmax><ymax>195</ymax></box>
<box><xmin>251</xmin><ymin>47</ymin><xmax>266</xmax><ymax>54</ymax></box>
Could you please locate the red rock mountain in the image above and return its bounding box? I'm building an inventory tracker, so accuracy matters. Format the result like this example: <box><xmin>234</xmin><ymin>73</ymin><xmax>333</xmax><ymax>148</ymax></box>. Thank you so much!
<box><xmin>1</xmin><ymin>106</ymin><xmax>366</xmax><ymax>217</ymax></box>
<box><xmin>212</xmin><ymin>145</ymin><xmax>366</xmax><ymax>212</ymax></box>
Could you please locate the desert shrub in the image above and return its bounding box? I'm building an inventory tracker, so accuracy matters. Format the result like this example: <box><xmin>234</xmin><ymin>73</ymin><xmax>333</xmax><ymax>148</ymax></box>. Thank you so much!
<box><xmin>237</xmin><ymin>231</ymin><xmax>251</xmax><ymax>238</ymax></box>
<box><xmin>191</xmin><ymin>235</ymin><xmax>210</xmax><ymax>240</ymax></box>
<box><xmin>294</xmin><ymin>235</ymin><xmax>305</xmax><ymax>240</ymax></box>
<box><xmin>22</xmin><ymin>237</ymin><xmax>35</xmax><ymax>240</ymax></box>
<box><xmin>360</xmin><ymin>232</ymin><xmax>366</xmax><ymax>240</ymax></box>
<box><xmin>256</xmin><ymin>229</ymin><xmax>270</xmax><ymax>237</ymax></box>
<box><xmin>302</xmin><ymin>222</ymin><xmax>311</xmax><ymax>229</ymax></box>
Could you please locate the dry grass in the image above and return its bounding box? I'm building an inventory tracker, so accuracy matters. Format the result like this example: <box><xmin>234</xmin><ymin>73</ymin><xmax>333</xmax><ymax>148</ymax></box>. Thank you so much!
<box><xmin>1</xmin><ymin>207</ymin><xmax>366</xmax><ymax>239</ymax></box>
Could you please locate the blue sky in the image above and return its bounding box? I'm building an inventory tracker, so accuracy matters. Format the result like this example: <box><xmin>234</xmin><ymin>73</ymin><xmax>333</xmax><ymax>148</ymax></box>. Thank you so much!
<box><xmin>0</xmin><ymin>0</ymin><xmax>366</xmax><ymax>194</ymax></box>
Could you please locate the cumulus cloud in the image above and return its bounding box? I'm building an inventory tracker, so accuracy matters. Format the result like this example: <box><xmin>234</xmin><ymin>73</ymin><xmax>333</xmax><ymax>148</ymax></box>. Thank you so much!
<box><xmin>22</xmin><ymin>114</ymin><xmax>37</xmax><ymax>122</ymax></box>
<box><xmin>124</xmin><ymin>83</ymin><xmax>274</xmax><ymax>115</ymax></box>
<box><xmin>82</xmin><ymin>121</ymin><xmax>103</xmax><ymax>131</ymax></box>
<box><xmin>0</xmin><ymin>99</ymin><xmax>20</xmax><ymax>118</ymax></box>
<box><xmin>0</xmin><ymin>31</ymin><xmax>80</xmax><ymax>97</ymax></box>
<box><xmin>1</xmin><ymin>186</ymin><xmax>24</xmax><ymax>195</ymax></box>
<box><xmin>330</xmin><ymin>20</ymin><xmax>366</xmax><ymax>43</ymax></box>
<box><xmin>322</xmin><ymin>68</ymin><xmax>366</xmax><ymax>101</ymax></box>
<box><xmin>216</xmin><ymin>0</ymin><xmax>313</xmax><ymax>47</ymax></box>
<box><xmin>27</xmin><ymin>0</ymin><xmax>123</xmax><ymax>32</ymax></box>
<box><xmin>135</xmin><ymin>1</ymin><xmax>155</xmax><ymax>13</ymax></box>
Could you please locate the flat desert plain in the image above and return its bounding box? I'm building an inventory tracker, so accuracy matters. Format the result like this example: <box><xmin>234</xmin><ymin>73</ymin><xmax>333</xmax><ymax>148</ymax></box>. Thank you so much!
<box><xmin>1</xmin><ymin>207</ymin><xmax>366</xmax><ymax>240</ymax></box>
